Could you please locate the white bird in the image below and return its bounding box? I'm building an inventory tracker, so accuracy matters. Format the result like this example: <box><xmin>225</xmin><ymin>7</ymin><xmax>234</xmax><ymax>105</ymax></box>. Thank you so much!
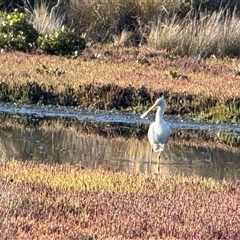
<box><xmin>140</xmin><ymin>98</ymin><xmax>171</xmax><ymax>169</ymax></box>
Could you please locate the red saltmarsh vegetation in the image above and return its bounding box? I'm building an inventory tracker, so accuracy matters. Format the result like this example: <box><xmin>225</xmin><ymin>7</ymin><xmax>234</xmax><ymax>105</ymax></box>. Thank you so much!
<box><xmin>1</xmin><ymin>159</ymin><xmax>240</xmax><ymax>239</ymax></box>
<box><xmin>1</xmin><ymin>47</ymin><xmax>240</xmax><ymax>99</ymax></box>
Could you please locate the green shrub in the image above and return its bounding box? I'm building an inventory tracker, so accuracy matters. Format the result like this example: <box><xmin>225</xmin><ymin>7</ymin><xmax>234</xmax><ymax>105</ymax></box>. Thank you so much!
<box><xmin>37</xmin><ymin>26</ymin><xmax>86</xmax><ymax>56</ymax></box>
<box><xmin>0</xmin><ymin>10</ymin><xmax>39</xmax><ymax>51</ymax></box>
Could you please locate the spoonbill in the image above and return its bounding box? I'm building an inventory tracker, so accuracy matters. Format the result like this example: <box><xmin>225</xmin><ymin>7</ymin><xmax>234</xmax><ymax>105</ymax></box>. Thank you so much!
<box><xmin>140</xmin><ymin>98</ymin><xmax>170</xmax><ymax>169</ymax></box>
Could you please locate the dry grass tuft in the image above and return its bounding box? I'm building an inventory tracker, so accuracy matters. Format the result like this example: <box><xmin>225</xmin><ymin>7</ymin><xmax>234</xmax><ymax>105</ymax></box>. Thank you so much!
<box><xmin>26</xmin><ymin>2</ymin><xmax>65</xmax><ymax>34</ymax></box>
<box><xmin>113</xmin><ymin>29</ymin><xmax>132</xmax><ymax>47</ymax></box>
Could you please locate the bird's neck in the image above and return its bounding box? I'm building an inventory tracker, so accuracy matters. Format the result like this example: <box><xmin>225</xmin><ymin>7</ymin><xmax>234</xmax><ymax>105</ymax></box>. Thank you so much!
<box><xmin>155</xmin><ymin>106</ymin><xmax>164</xmax><ymax>123</ymax></box>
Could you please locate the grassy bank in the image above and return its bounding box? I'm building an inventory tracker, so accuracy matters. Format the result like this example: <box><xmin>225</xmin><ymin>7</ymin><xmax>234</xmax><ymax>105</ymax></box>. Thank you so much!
<box><xmin>0</xmin><ymin>48</ymin><xmax>240</xmax><ymax>123</ymax></box>
<box><xmin>1</xmin><ymin>159</ymin><xmax>240</xmax><ymax>239</ymax></box>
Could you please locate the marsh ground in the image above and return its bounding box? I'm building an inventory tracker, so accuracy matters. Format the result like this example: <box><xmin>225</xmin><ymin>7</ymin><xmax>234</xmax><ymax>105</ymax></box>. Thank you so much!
<box><xmin>1</xmin><ymin>46</ymin><xmax>240</xmax><ymax>239</ymax></box>
<box><xmin>1</xmin><ymin>46</ymin><xmax>240</xmax><ymax>98</ymax></box>
<box><xmin>1</xmin><ymin>160</ymin><xmax>240</xmax><ymax>239</ymax></box>
<box><xmin>1</xmin><ymin>46</ymin><xmax>240</xmax><ymax>123</ymax></box>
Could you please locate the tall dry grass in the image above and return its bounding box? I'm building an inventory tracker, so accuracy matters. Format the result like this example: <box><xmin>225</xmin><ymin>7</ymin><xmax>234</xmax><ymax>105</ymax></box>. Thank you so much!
<box><xmin>149</xmin><ymin>9</ymin><xmax>240</xmax><ymax>58</ymax></box>
<box><xmin>29</xmin><ymin>0</ymin><xmax>183</xmax><ymax>44</ymax></box>
<box><xmin>25</xmin><ymin>2</ymin><xmax>65</xmax><ymax>34</ymax></box>
<box><xmin>22</xmin><ymin>1</ymin><xmax>240</xmax><ymax>58</ymax></box>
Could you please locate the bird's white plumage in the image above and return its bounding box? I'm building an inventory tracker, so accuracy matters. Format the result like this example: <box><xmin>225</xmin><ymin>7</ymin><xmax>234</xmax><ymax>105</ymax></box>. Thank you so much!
<box><xmin>141</xmin><ymin>98</ymin><xmax>170</xmax><ymax>159</ymax></box>
<box><xmin>148</xmin><ymin>120</ymin><xmax>170</xmax><ymax>152</ymax></box>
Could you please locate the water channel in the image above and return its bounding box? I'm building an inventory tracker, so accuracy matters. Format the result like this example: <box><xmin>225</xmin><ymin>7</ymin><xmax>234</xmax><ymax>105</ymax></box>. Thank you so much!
<box><xmin>0</xmin><ymin>103</ymin><xmax>239</xmax><ymax>180</ymax></box>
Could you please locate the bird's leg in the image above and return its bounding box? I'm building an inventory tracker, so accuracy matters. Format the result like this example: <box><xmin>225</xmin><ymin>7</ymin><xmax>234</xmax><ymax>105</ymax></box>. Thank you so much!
<box><xmin>148</xmin><ymin>147</ymin><xmax>153</xmax><ymax>174</ymax></box>
<box><xmin>150</xmin><ymin>148</ymin><xmax>153</xmax><ymax>165</ymax></box>
<box><xmin>157</xmin><ymin>151</ymin><xmax>161</xmax><ymax>172</ymax></box>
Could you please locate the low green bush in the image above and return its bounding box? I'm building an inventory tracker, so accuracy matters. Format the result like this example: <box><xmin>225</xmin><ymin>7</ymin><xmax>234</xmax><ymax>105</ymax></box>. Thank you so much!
<box><xmin>0</xmin><ymin>10</ymin><xmax>39</xmax><ymax>51</ymax></box>
<box><xmin>37</xmin><ymin>26</ymin><xmax>86</xmax><ymax>56</ymax></box>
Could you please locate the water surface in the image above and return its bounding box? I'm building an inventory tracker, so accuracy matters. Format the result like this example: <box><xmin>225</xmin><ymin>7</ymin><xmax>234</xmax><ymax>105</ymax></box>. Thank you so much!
<box><xmin>0</xmin><ymin>103</ymin><xmax>239</xmax><ymax>180</ymax></box>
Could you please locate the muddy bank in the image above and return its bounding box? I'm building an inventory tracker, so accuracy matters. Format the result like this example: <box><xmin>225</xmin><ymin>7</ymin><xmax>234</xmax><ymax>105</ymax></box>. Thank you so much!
<box><xmin>0</xmin><ymin>103</ymin><xmax>239</xmax><ymax>148</ymax></box>
<box><xmin>0</xmin><ymin>81</ymin><xmax>239</xmax><ymax>124</ymax></box>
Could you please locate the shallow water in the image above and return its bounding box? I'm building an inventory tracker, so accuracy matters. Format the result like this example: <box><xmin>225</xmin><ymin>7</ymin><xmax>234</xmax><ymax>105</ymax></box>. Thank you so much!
<box><xmin>0</xmin><ymin>103</ymin><xmax>240</xmax><ymax>180</ymax></box>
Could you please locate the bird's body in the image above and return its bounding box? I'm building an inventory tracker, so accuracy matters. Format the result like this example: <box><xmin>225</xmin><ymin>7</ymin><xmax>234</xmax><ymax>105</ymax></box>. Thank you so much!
<box><xmin>148</xmin><ymin>118</ymin><xmax>170</xmax><ymax>153</ymax></box>
<box><xmin>140</xmin><ymin>98</ymin><xmax>170</xmax><ymax>169</ymax></box>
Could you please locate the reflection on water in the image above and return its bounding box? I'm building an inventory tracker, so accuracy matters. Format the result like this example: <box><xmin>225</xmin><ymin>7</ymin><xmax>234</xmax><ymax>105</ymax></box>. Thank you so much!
<box><xmin>0</xmin><ymin>122</ymin><xmax>240</xmax><ymax>180</ymax></box>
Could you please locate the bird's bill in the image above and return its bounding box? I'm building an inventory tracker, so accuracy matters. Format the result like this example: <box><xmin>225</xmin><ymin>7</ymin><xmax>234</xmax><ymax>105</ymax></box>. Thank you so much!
<box><xmin>140</xmin><ymin>103</ymin><xmax>156</xmax><ymax>119</ymax></box>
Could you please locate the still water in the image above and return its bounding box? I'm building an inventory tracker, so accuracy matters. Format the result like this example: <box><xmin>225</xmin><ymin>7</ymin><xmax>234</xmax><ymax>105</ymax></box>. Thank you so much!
<box><xmin>0</xmin><ymin>103</ymin><xmax>239</xmax><ymax>180</ymax></box>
